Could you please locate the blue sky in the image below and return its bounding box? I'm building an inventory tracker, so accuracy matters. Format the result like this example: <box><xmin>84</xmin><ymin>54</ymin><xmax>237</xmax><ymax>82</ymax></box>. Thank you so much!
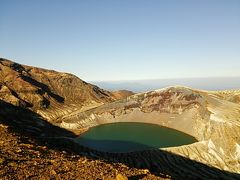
<box><xmin>0</xmin><ymin>0</ymin><xmax>240</xmax><ymax>81</ymax></box>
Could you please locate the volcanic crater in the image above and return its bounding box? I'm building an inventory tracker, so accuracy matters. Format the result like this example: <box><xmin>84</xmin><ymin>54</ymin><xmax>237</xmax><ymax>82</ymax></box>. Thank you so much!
<box><xmin>1</xmin><ymin>58</ymin><xmax>240</xmax><ymax>179</ymax></box>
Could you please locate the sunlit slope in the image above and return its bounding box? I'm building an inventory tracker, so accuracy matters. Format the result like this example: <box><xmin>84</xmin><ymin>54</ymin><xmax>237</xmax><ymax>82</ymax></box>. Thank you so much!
<box><xmin>0</xmin><ymin>58</ymin><xmax>132</xmax><ymax>122</ymax></box>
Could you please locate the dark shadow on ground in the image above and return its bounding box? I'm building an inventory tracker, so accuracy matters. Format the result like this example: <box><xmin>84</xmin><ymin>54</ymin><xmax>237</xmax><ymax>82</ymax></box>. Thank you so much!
<box><xmin>7</xmin><ymin>61</ymin><xmax>64</xmax><ymax>103</ymax></box>
<box><xmin>76</xmin><ymin>137</ymin><xmax>157</xmax><ymax>153</ymax></box>
<box><xmin>0</xmin><ymin>100</ymin><xmax>75</xmax><ymax>140</ymax></box>
<box><xmin>0</xmin><ymin>60</ymin><xmax>65</xmax><ymax>104</ymax></box>
<box><xmin>0</xmin><ymin>100</ymin><xmax>239</xmax><ymax>179</ymax></box>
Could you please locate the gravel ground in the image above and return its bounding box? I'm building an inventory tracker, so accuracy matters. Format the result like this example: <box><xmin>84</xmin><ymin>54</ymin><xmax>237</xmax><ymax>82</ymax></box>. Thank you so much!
<box><xmin>0</xmin><ymin>124</ymin><xmax>168</xmax><ymax>180</ymax></box>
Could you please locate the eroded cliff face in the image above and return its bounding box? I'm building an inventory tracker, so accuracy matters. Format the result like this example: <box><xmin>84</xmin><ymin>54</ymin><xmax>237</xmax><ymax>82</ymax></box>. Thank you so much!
<box><xmin>59</xmin><ymin>86</ymin><xmax>240</xmax><ymax>173</ymax></box>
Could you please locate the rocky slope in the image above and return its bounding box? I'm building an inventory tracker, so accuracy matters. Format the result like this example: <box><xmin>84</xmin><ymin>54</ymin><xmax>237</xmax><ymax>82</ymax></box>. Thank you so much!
<box><xmin>111</xmin><ymin>90</ymin><xmax>135</xmax><ymax>100</ymax></box>
<box><xmin>0</xmin><ymin>58</ymin><xmax>131</xmax><ymax>122</ymax></box>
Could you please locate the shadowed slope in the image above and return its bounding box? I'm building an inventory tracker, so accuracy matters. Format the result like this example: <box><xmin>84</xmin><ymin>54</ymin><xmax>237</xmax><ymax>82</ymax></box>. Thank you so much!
<box><xmin>0</xmin><ymin>58</ymin><xmax>114</xmax><ymax>106</ymax></box>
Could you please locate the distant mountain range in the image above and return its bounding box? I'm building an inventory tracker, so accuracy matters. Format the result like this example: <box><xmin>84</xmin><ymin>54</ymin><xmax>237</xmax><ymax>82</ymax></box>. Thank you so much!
<box><xmin>92</xmin><ymin>77</ymin><xmax>240</xmax><ymax>92</ymax></box>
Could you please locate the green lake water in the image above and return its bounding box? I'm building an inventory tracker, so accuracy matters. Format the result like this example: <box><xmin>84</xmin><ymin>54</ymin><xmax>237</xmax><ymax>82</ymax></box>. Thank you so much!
<box><xmin>76</xmin><ymin>122</ymin><xmax>197</xmax><ymax>152</ymax></box>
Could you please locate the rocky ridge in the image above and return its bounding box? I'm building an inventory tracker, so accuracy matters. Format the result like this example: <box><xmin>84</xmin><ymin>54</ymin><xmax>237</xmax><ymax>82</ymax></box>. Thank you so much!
<box><xmin>0</xmin><ymin>58</ymin><xmax>132</xmax><ymax>122</ymax></box>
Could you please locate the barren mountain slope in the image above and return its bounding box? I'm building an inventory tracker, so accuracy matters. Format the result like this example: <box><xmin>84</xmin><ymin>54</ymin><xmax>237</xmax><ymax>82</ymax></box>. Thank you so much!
<box><xmin>59</xmin><ymin>86</ymin><xmax>240</xmax><ymax>174</ymax></box>
<box><xmin>210</xmin><ymin>89</ymin><xmax>240</xmax><ymax>104</ymax></box>
<box><xmin>0</xmin><ymin>58</ymin><xmax>131</xmax><ymax>122</ymax></box>
<box><xmin>111</xmin><ymin>90</ymin><xmax>135</xmax><ymax>100</ymax></box>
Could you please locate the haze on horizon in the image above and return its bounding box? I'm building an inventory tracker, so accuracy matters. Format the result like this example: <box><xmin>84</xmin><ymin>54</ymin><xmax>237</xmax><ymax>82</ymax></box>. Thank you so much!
<box><xmin>0</xmin><ymin>0</ymin><xmax>240</xmax><ymax>81</ymax></box>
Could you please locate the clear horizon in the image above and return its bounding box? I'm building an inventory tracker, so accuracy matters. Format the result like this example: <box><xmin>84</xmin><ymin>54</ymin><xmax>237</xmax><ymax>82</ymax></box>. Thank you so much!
<box><xmin>90</xmin><ymin>76</ymin><xmax>240</xmax><ymax>83</ymax></box>
<box><xmin>1</xmin><ymin>0</ymin><xmax>240</xmax><ymax>81</ymax></box>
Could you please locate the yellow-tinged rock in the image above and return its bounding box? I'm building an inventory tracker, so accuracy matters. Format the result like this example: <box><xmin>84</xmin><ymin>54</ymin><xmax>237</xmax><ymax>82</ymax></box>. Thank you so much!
<box><xmin>116</xmin><ymin>173</ymin><xmax>128</xmax><ymax>180</ymax></box>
